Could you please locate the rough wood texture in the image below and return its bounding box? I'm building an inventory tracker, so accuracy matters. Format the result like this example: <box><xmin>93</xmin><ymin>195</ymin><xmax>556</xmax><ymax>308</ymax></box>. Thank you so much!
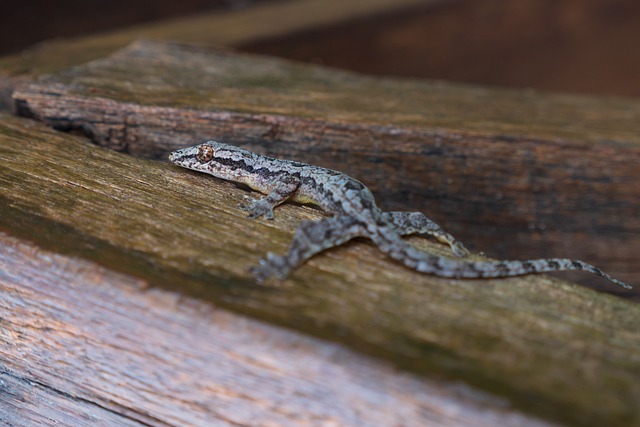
<box><xmin>12</xmin><ymin>40</ymin><xmax>640</xmax><ymax>293</ymax></box>
<box><xmin>2</xmin><ymin>232</ymin><xmax>554</xmax><ymax>427</ymax></box>
<box><xmin>1</xmin><ymin>114</ymin><xmax>640</xmax><ymax>426</ymax></box>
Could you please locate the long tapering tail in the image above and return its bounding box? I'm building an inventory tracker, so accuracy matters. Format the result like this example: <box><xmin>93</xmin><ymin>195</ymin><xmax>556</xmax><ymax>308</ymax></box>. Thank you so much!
<box><xmin>370</xmin><ymin>225</ymin><xmax>632</xmax><ymax>289</ymax></box>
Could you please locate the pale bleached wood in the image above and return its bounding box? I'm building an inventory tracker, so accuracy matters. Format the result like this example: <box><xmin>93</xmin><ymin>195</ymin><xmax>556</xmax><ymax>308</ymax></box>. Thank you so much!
<box><xmin>1</xmin><ymin>114</ymin><xmax>640</xmax><ymax>426</ymax></box>
<box><xmin>0</xmin><ymin>232</ymin><xmax>555</xmax><ymax>427</ymax></box>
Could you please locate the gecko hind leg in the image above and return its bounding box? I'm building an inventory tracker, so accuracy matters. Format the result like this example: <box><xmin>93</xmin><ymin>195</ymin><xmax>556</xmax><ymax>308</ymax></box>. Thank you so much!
<box><xmin>251</xmin><ymin>215</ymin><xmax>366</xmax><ymax>283</ymax></box>
<box><xmin>381</xmin><ymin>212</ymin><xmax>470</xmax><ymax>257</ymax></box>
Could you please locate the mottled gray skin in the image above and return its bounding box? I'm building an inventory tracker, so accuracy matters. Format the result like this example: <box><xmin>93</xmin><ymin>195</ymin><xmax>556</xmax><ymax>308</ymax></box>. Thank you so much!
<box><xmin>169</xmin><ymin>141</ymin><xmax>632</xmax><ymax>289</ymax></box>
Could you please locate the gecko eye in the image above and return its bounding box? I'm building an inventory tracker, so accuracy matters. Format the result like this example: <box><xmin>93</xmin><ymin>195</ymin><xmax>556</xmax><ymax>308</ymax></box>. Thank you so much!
<box><xmin>197</xmin><ymin>145</ymin><xmax>214</xmax><ymax>163</ymax></box>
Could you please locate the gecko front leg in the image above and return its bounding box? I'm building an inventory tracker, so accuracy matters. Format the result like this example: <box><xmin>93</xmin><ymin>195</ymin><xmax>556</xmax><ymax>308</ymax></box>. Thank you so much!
<box><xmin>239</xmin><ymin>175</ymin><xmax>300</xmax><ymax>220</ymax></box>
<box><xmin>381</xmin><ymin>211</ymin><xmax>470</xmax><ymax>257</ymax></box>
<box><xmin>251</xmin><ymin>215</ymin><xmax>366</xmax><ymax>282</ymax></box>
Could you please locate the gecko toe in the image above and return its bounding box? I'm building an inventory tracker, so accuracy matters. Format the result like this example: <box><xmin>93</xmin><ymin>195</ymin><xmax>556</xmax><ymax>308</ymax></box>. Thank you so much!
<box><xmin>242</xmin><ymin>199</ymin><xmax>276</xmax><ymax>220</ymax></box>
<box><xmin>250</xmin><ymin>253</ymin><xmax>291</xmax><ymax>282</ymax></box>
<box><xmin>452</xmin><ymin>242</ymin><xmax>470</xmax><ymax>257</ymax></box>
<box><xmin>250</xmin><ymin>263</ymin><xmax>272</xmax><ymax>283</ymax></box>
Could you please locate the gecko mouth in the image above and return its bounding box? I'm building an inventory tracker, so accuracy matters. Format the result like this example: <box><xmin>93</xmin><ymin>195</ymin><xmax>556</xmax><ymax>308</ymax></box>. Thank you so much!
<box><xmin>168</xmin><ymin>152</ymin><xmax>183</xmax><ymax>164</ymax></box>
<box><xmin>168</xmin><ymin>147</ymin><xmax>193</xmax><ymax>165</ymax></box>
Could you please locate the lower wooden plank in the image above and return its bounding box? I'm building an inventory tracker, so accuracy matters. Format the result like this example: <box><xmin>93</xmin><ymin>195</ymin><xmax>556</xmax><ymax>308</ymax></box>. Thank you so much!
<box><xmin>0</xmin><ymin>372</ymin><xmax>146</xmax><ymax>427</ymax></box>
<box><xmin>0</xmin><ymin>232</ymin><xmax>553</xmax><ymax>427</ymax></box>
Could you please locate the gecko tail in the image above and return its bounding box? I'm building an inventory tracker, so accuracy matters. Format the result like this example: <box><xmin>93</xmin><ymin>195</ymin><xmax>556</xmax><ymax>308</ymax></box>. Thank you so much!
<box><xmin>549</xmin><ymin>259</ymin><xmax>632</xmax><ymax>289</ymax></box>
<box><xmin>370</xmin><ymin>226</ymin><xmax>633</xmax><ymax>289</ymax></box>
<box><xmin>470</xmin><ymin>258</ymin><xmax>633</xmax><ymax>290</ymax></box>
<box><xmin>450</xmin><ymin>257</ymin><xmax>632</xmax><ymax>289</ymax></box>
<box><xmin>448</xmin><ymin>256</ymin><xmax>631</xmax><ymax>290</ymax></box>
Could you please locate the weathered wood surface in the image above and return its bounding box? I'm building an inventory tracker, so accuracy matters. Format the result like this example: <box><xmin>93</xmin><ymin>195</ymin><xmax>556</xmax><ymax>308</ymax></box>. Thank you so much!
<box><xmin>2</xmin><ymin>232</ymin><xmax>555</xmax><ymax>427</ymax></box>
<box><xmin>2</xmin><ymin>114</ymin><xmax>640</xmax><ymax>426</ymax></box>
<box><xmin>12</xmin><ymin>40</ymin><xmax>640</xmax><ymax>293</ymax></box>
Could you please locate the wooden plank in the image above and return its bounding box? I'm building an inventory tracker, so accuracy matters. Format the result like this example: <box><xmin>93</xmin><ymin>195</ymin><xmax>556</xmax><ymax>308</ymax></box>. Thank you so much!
<box><xmin>0</xmin><ymin>374</ymin><xmax>145</xmax><ymax>427</ymax></box>
<box><xmin>2</xmin><ymin>233</ymin><xmax>555</xmax><ymax>427</ymax></box>
<box><xmin>1</xmin><ymin>114</ymin><xmax>640</xmax><ymax>426</ymax></box>
<box><xmin>12</xmin><ymin>40</ymin><xmax>640</xmax><ymax>292</ymax></box>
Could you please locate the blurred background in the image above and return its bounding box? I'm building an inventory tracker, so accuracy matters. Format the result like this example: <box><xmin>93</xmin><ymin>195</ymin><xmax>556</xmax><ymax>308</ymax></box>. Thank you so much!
<box><xmin>2</xmin><ymin>0</ymin><xmax>640</xmax><ymax>97</ymax></box>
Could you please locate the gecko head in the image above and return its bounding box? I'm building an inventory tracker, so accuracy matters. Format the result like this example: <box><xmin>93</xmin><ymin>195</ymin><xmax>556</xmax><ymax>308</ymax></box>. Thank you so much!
<box><xmin>169</xmin><ymin>141</ymin><xmax>257</xmax><ymax>179</ymax></box>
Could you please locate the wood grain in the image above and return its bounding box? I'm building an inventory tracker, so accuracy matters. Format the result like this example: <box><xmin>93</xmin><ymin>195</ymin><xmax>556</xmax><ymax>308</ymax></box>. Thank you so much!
<box><xmin>2</xmin><ymin>233</ymin><xmax>557</xmax><ymax>427</ymax></box>
<box><xmin>1</xmin><ymin>114</ymin><xmax>640</xmax><ymax>426</ymax></box>
<box><xmin>12</xmin><ymin>40</ymin><xmax>640</xmax><ymax>291</ymax></box>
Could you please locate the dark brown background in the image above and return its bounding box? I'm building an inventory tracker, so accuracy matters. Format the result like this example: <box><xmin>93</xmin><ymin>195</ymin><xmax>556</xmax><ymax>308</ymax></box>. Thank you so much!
<box><xmin>0</xmin><ymin>0</ymin><xmax>271</xmax><ymax>55</ymax></box>
<box><xmin>4</xmin><ymin>0</ymin><xmax>640</xmax><ymax>96</ymax></box>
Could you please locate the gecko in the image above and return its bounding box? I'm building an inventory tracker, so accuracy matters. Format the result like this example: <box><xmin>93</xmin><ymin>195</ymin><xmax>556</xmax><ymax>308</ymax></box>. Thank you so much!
<box><xmin>169</xmin><ymin>141</ymin><xmax>632</xmax><ymax>289</ymax></box>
